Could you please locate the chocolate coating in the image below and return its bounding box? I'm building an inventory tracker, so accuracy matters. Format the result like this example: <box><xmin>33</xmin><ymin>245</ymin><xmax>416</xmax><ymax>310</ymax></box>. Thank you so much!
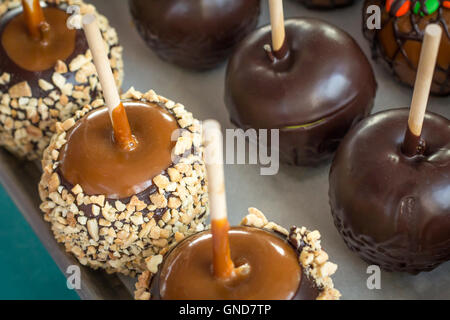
<box><xmin>295</xmin><ymin>0</ymin><xmax>355</xmax><ymax>9</ymax></box>
<box><xmin>129</xmin><ymin>0</ymin><xmax>261</xmax><ymax>70</ymax></box>
<box><xmin>225</xmin><ymin>18</ymin><xmax>377</xmax><ymax>166</ymax></box>
<box><xmin>329</xmin><ymin>109</ymin><xmax>450</xmax><ymax>273</ymax></box>
<box><xmin>363</xmin><ymin>0</ymin><xmax>450</xmax><ymax>96</ymax></box>
<box><xmin>150</xmin><ymin>227</ymin><xmax>321</xmax><ymax>300</ymax></box>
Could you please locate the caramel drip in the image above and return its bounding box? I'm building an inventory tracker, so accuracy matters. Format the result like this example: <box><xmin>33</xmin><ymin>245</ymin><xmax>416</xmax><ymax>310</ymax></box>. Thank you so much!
<box><xmin>159</xmin><ymin>227</ymin><xmax>302</xmax><ymax>300</ymax></box>
<box><xmin>22</xmin><ymin>0</ymin><xmax>46</xmax><ymax>40</ymax></box>
<box><xmin>211</xmin><ymin>218</ymin><xmax>235</xmax><ymax>280</ymax></box>
<box><xmin>1</xmin><ymin>7</ymin><xmax>76</xmax><ymax>72</ymax></box>
<box><xmin>111</xmin><ymin>102</ymin><xmax>138</xmax><ymax>152</ymax></box>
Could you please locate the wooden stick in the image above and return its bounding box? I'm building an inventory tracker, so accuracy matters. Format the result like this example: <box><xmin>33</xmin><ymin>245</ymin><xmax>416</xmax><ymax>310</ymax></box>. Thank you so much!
<box><xmin>403</xmin><ymin>24</ymin><xmax>442</xmax><ymax>157</ymax></box>
<box><xmin>22</xmin><ymin>0</ymin><xmax>46</xmax><ymax>40</ymax></box>
<box><xmin>268</xmin><ymin>0</ymin><xmax>287</xmax><ymax>59</ymax></box>
<box><xmin>82</xmin><ymin>15</ymin><xmax>137</xmax><ymax>151</ymax></box>
<box><xmin>202</xmin><ymin>120</ymin><xmax>235</xmax><ymax>280</ymax></box>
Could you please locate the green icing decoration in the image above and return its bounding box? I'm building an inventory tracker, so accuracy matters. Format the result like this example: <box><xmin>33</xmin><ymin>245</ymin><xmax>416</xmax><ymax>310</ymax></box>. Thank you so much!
<box><xmin>413</xmin><ymin>0</ymin><xmax>440</xmax><ymax>16</ymax></box>
<box><xmin>283</xmin><ymin>119</ymin><xmax>325</xmax><ymax>130</ymax></box>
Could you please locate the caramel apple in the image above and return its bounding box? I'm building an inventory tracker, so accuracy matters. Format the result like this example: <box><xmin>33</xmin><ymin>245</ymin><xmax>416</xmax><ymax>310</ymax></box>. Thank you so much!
<box><xmin>39</xmin><ymin>88</ymin><xmax>208</xmax><ymax>275</ymax></box>
<box><xmin>225</xmin><ymin>18</ymin><xmax>377</xmax><ymax>166</ymax></box>
<box><xmin>135</xmin><ymin>120</ymin><xmax>339</xmax><ymax>300</ymax></box>
<box><xmin>295</xmin><ymin>0</ymin><xmax>355</xmax><ymax>9</ymax></box>
<box><xmin>129</xmin><ymin>0</ymin><xmax>261</xmax><ymax>70</ymax></box>
<box><xmin>363</xmin><ymin>0</ymin><xmax>450</xmax><ymax>95</ymax></box>
<box><xmin>0</xmin><ymin>0</ymin><xmax>123</xmax><ymax>160</ymax></box>
<box><xmin>135</xmin><ymin>208</ymin><xmax>341</xmax><ymax>300</ymax></box>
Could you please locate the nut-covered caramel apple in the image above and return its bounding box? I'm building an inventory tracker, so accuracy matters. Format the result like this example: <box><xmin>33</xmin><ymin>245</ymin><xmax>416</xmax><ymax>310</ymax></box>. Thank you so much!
<box><xmin>0</xmin><ymin>0</ymin><xmax>123</xmax><ymax>160</ymax></box>
<box><xmin>225</xmin><ymin>18</ymin><xmax>377</xmax><ymax>166</ymax></box>
<box><xmin>135</xmin><ymin>208</ymin><xmax>341</xmax><ymax>300</ymax></box>
<box><xmin>363</xmin><ymin>0</ymin><xmax>450</xmax><ymax>95</ymax></box>
<box><xmin>135</xmin><ymin>120</ymin><xmax>339</xmax><ymax>300</ymax></box>
<box><xmin>39</xmin><ymin>89</ymin><xmax>208</xmax><ymax>275</ymax></box>
<box><xmin>129</xmin><ymin>0</ymin><xmax>261</xmax><ymax>70</ymax></box>
<box><xmin>329</xmin><ymin>109</ymin><xmax>450</xmax><ymax>273</ymax></box>
<box><xmin>295</xmin><ymin>0</ymin><xmax>355</xmax><ymax>9</ymax></box>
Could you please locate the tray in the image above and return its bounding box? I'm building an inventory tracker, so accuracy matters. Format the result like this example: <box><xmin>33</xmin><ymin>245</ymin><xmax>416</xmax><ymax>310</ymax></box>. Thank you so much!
<box><xmin>1</xmin><ymin>0</ymin><xmax>449</xmax><ymax>300</ymax></box>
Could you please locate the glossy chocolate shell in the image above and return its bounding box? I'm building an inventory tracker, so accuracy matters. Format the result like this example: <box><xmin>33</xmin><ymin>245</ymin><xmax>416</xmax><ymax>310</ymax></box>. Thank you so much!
<box><xmin>129</xmin><ymin>0</ymin><xmax>261</xmax><ymax>70</ymax></box>
<box><xmin>225</xmin><ymin>18</ymin><xmax>377</xmax><ymax>166</ymax></box>
<box><xmin>329</xmin><ymin>108</ymin><xmax>450</xmax><ymax>273</ymax></box>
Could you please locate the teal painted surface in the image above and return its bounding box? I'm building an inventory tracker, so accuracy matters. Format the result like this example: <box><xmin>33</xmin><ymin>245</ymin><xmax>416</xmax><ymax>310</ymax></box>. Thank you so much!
<box><xmin>0</xmin><ymin>185</ymin><xmax>79</xmax><ymax>300</ymax></box>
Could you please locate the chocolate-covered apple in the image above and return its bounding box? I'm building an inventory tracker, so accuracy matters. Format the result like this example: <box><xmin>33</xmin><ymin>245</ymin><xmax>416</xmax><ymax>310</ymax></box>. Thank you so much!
<box><xmin>363</xmin><ymin>0</ymin><xmax>450</xmax><ymax>95</ymax></box>
<box><xmin>129</xmin><ymin>0</ymin><xmax>261</xmax><ymax>70</ymax></box>
<box><xmin>135</xmin><ymin>209</ymin><xmax>341</xmax><ymax>300</ymax></box>
<box><xmin>295</xmin><ymin>0</ymin><xmax>355</xmax><ymax>9</ymax></box>
<box><xmin>329</xmin><ymin>109</ymin><xmax>450</xmax><ymax>273</ymax></box>
<box><xmin>225</xmin><ymin>18</ymin><xmax>377</xmax><ymax>166</ymax></box>
<box><xmin>330</xmin><ymin>25</ymin><xmax>449</xmax><ymax>273</ymax></box>
<box><xmin>0</xmin><ymin>0</ymin><xmax>123</xmax><ymax>160</ymax></box>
